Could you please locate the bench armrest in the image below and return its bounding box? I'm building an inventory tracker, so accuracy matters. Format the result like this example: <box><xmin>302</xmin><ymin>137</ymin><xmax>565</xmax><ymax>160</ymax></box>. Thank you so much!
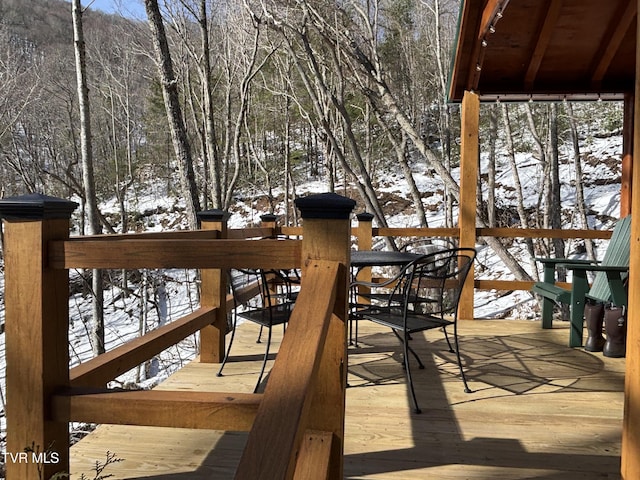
<box><xmin>561</xmin><ymin>264</ymin><xmax>628</xmax><ymax>273</ymax></box>
<box><xmin>534</xmin><ymin>257</ymin><xmax>599</xmax><ymax>266</ymax></box>
<box><xmin>535</xmin><ymin>257</ymin><xmax>601</xmax><ymax>284</ymax></box>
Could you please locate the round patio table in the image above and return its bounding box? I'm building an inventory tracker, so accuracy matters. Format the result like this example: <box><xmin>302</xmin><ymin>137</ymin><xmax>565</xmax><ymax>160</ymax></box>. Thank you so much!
<box><xmin>350</xmin><ymin>250</ymin><xmax>422</xmax><ymax>268</ymax></box>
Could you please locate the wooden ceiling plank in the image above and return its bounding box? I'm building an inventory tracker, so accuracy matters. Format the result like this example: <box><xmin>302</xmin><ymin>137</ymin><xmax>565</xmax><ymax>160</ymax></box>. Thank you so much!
<box><xmin>450</xmin><ymin>0</ymin><xmax>638</xmax><ymax>101</ymax></box>
<box><xmin>590</xmin><ymin>0</ymin><xmax>637</xmax><ymax>87</ymax></box>
<box><xmin>524</xmin><ymin>0</ymin><xmax>564</xmax><ymax>90</ymax></box>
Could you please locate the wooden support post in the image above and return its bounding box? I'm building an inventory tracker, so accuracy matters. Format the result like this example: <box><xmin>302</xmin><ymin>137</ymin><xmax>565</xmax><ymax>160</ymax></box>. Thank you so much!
<box><xmin>294</xmin><ymin>192</ymin><xmax>355</xmax><ymax>480</ymax></box>
<box><xmin>458</xmin><ymin>90</ymin><xmax>480</xmax><ymax>320</ymax></box>
<box><xmin>197</xmin><ymin>209</ymin><xmax>229</xmax><ymax>363</ymax></box>
<box><xmin>621</xmin><ymin>93</ymin><xmax>634</xmax><ymax>218</ymax></box>
<box><xmin>622</xmin><ymin>8</ymin><xmax>640</xmax><ymax>477</ymax></box>
<box><xmin>0</xmin><ymin>193</ymin><xmax>77</xmax><ymax>480</ymax></box>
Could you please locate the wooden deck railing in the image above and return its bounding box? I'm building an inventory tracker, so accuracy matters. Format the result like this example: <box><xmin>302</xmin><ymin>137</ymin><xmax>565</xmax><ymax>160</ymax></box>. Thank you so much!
<box><xmin>0</xmin><ymin>192</ymin><xmax>354</xmax><ymax>480</ymax></box>
<box><xmin>283</xmin><ymin>214</ymin><xmax>614</xmax><ymax>319</ymax></box>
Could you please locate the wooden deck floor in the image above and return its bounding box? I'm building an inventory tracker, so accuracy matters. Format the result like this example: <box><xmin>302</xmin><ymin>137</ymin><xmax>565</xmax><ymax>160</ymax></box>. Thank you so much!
<box><xmin>70</xmin><ymin>319</ymin><xmax>625</xmax><ymax>479</ymax></box>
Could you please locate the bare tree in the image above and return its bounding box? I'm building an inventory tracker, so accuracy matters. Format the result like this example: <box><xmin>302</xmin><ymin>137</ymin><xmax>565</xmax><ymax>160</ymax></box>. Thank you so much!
<box><xmin>251</xmin><ymin>1</ymin><xmax>389</xmax><ymax>225</ymax></box>
<box><xmin>336</xmin><ymin>0</ymin><xmax>531</xmax><ymax>279</ymax></box>
<box><xmin>195</xmin><ymin>0</ymin><xmax>223</xmax><ymax>209</ymax></box>
<box><xmin>163</xmin><ymin>0</ymin><xmax>223</xmax><ymax>209</ymax></box>
<box><xmin>373</xmin><ymin>108</ymin><xmax>429</xmax><ymax>227</ymax></box>
<box><xmin>501</xmin><ymin>103</ymin><xmax>538</xmax><ymax>280</ymax></box>
<box><xmin>548</xmin><ymin>103</ymin><xmax>565</xmax><ymax>258</ymax></box>
<box><xmin>73</xmin><ymin>0</ymin><xmax>104</xmax><ymax>355</ymax></box>
<box><xmin>486</xmin><ymin>104</ymin><xmax>498</xmax><ymax>227</ymax></box>
<box><xmin>565</xmin><ymin>102</ymin><xmax>596</xmax><ymax>260</ymax></box>
<box><xmin>144</xmin><ymin>0</ymin><xmax>201</xmax><ymax>228</ymax></box>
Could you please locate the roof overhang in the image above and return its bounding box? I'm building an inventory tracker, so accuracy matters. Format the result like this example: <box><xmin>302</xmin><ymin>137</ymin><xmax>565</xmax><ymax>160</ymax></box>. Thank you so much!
<box><xmin>448</xmin><ymin>0</ymin><xmax>637</xmax><ymax>102</ymax></box>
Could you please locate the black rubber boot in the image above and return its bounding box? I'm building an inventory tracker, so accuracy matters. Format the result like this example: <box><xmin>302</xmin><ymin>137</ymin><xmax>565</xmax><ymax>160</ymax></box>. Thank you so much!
<box><xmin>603</xmin><ymin>305</ymin><xmax>627</xmax><ymax>358</ymax></box>
<box><xmin>583</xmin><ymin>301</ymin><xmax>605</xmax><ymax>352</ymax></box>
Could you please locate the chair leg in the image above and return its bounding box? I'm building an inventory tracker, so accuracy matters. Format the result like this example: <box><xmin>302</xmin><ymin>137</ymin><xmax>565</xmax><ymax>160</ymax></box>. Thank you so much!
<box><xmin>256</xmin><ymin>325</ymin><xmax>264</xmax><ymax>343</ymax></box>
<box><xmin>402</xmin><ymin>332</ymin><xmax>422</xmax><ymax>414</ymax></box>
<box><xmin>349</xmin><ymin>315</ymin><xmax>360</xmax><ymax>347</ymax></box>
<box><xmin>254</xmin><ymin>325</ymin><xmax>273</xmax><ymax>393</ymax></box>
<box><xmin>569</xmin><ymin>272</ymin><xmax>590</xmax><ymax>347</ymax></box>
<box><xmin>217</xmin><ymin>313</ymin><xmax>238</xmax><ymax>377</ymax></box>
<box><xmin>442</xmin><ymin>327</ymin><xmax>455</xmax><ymax>353</ymax></box>
<box><xmin>541</xmin><ymin>297</ymin><xmax>554</xmax><ymax>329</ymax></box>
<box><xmin>392</xmin><ymin>330</ymin><xmax>423</xmax><ymax>368</ymax></box>
<box><xmin>452</xmin><ymin>324</ymin><xmax>472</xmax><ymax>394</ymax></box>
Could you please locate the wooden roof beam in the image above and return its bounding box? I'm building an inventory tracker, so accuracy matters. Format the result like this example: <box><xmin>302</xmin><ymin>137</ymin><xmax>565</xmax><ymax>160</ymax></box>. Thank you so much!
<box><xmin>590</xmin><ymin>0</ymin><xmax>637</xmax><ymax>88</ymax></box>
<box><xmin>453</xmin><ymin>0</ymin><xmax>510</xmax><ymax>94</ymax></box>
<box><xmin>479</xmin><ymin>0</ymin><xmax>510</xmax><ymax>39</ymax></box>
<box><xmin>524</xmin><ymin>0</ymin><xmax>564</xmax><ymax>90</ymax></box>
<box><xmin>471</xmin><ymin>0</ymin><xmax>510</xmax><ymax>90</ymax></box>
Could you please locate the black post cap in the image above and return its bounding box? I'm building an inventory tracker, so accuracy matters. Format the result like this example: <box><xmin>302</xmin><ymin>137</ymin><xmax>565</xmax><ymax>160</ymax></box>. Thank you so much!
<box><xmin>356</xmin><ymin>212</ymin><xmax>375</xmax><ymax>222</ymax></box>
<box><xmin>0</xmin><ymin>193</ymin><xmax>78</xmax><ymax>220</ymax></box>
<box><xmin>260</xmin><ymin>213</ymin><xmax>278</xmax><ymax>222</ymax></box>
<box><xmin>294</xmin><ymin>193</ymin><xmax>356</xmax><ymax>220</ymax></box>
<box><xmin>197</xmin><ymin>209</ymin><xmax>230</xmax><ymax>222</ymax></box>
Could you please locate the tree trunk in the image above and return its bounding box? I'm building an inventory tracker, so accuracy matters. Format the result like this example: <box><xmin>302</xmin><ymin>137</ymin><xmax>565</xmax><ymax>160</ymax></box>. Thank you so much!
<box><xmin>549</xmin><ymin>103</ymin><xmax>569</xmax><ymax>318</ymax></box>
<box><xmin>487</xmin><ymin>104</ymin><xmax>498</xmax><ymax>227</ymax></box>
<box><xmin>144</xmin><ymin>0</ymin><xmax>200</xmax><ymax>228</ymax></box>
<box><xmin>566</xmin><ymin>102</ymin><xmax>596</xmax><ymax>260</ymax></box>
<box><xmin>72</xmin><ymin>0</ymin><xmax>104</xmax><ymax>355</ymax></box>
<box><xmin>501</xmin><ymin>103</ymin><xmax>538</xmax><ymax>280</ymax></box>
<box><xmin>198</xmin><ymin>0</ymin><xmax>222</xmax><ymax>209</ymax></box>
<box><xmin>430</xmin><ymin>0</ymin><xmax>455</xmax><ymax>228</ymax></box>
<box><xmin>549</xmin><ymin>103</ymin><xmax>566</xmax><ymax>261</ymax></box>
<box><xmin>375</xmin><ymin>109</ymin><xmax>428</xmax><ymax>227</ymax></box>
<box><xmin>525</xmin><ymin>103</ymin><xmax>551</xmax><ymax>256</ymax></box>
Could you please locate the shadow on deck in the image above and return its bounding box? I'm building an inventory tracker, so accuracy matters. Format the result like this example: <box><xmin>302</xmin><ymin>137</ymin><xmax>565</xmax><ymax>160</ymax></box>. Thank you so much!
<box><xmin>70</xmin><ymin>319</ymin><xmax>624</xmax><ymax>480</ymax></box>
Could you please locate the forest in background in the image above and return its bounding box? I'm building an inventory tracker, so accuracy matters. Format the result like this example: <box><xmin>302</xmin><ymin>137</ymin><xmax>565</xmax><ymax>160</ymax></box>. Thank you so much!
<box><xmin>0</xmin><ymin>0</ymin><xmax>623</xmax><ymax>235</ymax></box>
<box><xmin>0</xmin><ymin>0</ymin><xmax>626</xmax><ymax>350</ymax></box>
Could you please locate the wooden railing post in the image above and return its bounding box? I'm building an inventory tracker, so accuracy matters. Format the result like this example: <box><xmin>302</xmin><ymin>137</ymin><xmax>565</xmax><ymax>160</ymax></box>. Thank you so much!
<box><xmin>260</xmin><ymin>213</ymin><xmax>279</xmax><ymax>237</ymax></box>
<box><xmin>355</xmin><ymin>212</ymin><xmax>374</xmax><ymax>251</ymax></box>
<box><xmin>355</xmin><ymin>212</ymin><xmax>374</xmax><ymax>310</ymax></box>
<box><xmin>0</xmin><ymin>193</ymin><xmax>77</xmax><ymax>480</ymax></box>
<box><xmin>197</xmin><ymin>209</ymin><xmax>229</xmax><ymax>363</ymax></box>
<box><xmin>294</xmin><ymin>192</ymin><xmax>355</xmax><ymax>479</ymax></box>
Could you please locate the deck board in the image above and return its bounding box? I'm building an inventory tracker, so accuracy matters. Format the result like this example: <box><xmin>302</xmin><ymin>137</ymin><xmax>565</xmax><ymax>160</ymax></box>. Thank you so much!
<box><xmin>70</xmin><ymin>320</ymin><xmax>624</xmax><ymax>479</ymax></box>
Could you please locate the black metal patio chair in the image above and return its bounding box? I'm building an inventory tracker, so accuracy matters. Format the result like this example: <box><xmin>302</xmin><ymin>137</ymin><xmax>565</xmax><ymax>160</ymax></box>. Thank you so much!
<box><xmin>351</xmin><ymin>247</ymin><xmax>476</xmax><ymax>413</ymax></box>
<box><xmin>217</xmin><ymin>268</ymin><xmax>297</xmax><ymax>392</ymax></box>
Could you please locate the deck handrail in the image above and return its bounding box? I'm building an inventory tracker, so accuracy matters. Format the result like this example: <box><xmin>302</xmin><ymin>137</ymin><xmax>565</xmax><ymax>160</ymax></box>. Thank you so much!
<box><xmin>48</xmin><ymin>238</ymin><xmax>302</xmax><ymax>270</ymax></box>
<box><xmin>235</xmin><ymin>260</ymin><xmax>345</xmax><ymax>479</ymax></box>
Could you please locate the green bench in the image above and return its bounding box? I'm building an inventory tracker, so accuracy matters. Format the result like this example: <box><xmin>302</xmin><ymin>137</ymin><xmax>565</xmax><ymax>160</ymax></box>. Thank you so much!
<box><xmin>531</xmin><ymin>216</ymin><xmax>630</xmax><ymax>347</ymax></box>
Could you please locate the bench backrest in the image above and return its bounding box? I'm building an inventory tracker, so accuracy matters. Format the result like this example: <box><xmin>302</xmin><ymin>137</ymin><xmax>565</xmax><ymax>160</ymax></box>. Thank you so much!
<box><xmin>588</xmin><ymin>215</ymin><xmax>631</xmax><ymax>302</ymax></box>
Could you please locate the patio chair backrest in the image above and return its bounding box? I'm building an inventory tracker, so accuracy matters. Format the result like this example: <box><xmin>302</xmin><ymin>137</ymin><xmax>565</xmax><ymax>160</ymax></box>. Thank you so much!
<box><xmin>588</xmin><ymin>215</ymin><xmax>631</xmax><ymax>303</ymax></box>
<box><xmin>404</xmin><ymin>248</ymin><xmax>476</xmax><ymax>318</ymax></box>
